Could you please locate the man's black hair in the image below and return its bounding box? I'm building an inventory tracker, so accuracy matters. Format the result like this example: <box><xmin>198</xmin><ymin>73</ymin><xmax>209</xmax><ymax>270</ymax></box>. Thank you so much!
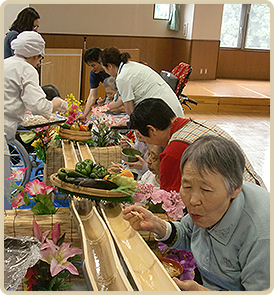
<box><xmin>129</xmin><ymin>98</ymin><xmax>176</xmax><ymax>137</ymax></box>
<box><xmin>84</xmin><ymin>47</ymin><xmax>102</xmax><ymax>64</ymax></box>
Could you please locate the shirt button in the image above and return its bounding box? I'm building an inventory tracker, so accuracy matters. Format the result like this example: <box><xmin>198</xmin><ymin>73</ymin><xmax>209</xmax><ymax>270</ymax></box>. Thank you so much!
<box><xmin>205</xmin><ymin>257</ymin><xmax>209</xmax><ymax>262</ymax></box>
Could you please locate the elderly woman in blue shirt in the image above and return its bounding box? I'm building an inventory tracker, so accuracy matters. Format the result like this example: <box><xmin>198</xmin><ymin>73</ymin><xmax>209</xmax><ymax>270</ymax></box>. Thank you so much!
<box><xmin>123</xmin><ymin>135</ymin><xmax>270</xmax><ymax>291</ymax></box>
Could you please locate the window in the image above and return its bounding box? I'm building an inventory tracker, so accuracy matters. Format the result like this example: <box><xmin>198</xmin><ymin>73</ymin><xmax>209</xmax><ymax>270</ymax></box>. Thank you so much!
<box><xmin>220</xmin><ymin>4</ymin><xmax>270</xmax><ymax>50</ymax></box>
<box><xmin>154</xmin><ymin>4</ymin><xmax>172</xmax><ymax>20</ymax></box>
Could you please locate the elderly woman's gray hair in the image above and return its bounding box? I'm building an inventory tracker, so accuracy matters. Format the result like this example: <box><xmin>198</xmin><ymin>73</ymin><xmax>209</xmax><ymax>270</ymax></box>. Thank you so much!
<box><xmin>102</xmin><ymin>76</ymin><xmax>118</xmax><ymax>91</ymax></box>
<box><xmin>180</xmin><ymin>135</ymin><xmax>245</xmax><ymax>195</ymax></box>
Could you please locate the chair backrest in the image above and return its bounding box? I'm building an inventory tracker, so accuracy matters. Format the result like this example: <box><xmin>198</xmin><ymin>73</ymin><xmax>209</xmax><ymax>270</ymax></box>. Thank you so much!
<box><xmin>160</xmin><ymin>70</ymin><xmax>179</xmax><ymax>92</ymax></box>
<box><xmin>171</xmin><ymin>62</ymin><xmax>192</xmax><ymax>96</ymax></box>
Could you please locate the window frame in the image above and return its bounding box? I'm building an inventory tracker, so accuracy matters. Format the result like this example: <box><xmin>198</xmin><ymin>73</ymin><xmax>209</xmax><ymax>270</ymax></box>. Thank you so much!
<box><xmin>220</xmin><ymin>4</ymin><xmax>270</xmax><ymax>52</ymax></box>
<box><xmin>153</xmin><ymin>4</ymin><xmax>172</xmax><ymax>20</ymax></box>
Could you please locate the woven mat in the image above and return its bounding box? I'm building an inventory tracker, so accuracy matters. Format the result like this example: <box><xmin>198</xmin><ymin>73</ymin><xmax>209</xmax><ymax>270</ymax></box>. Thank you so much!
<box><xmin>4</xmin><ymin>207</ymin><xmax>81</xmax><ymax>248</ymax></box>
<box><xmin>89</xmin><ymin>145</ymin><xmax>122</xmax><ymax>169</ymax></box>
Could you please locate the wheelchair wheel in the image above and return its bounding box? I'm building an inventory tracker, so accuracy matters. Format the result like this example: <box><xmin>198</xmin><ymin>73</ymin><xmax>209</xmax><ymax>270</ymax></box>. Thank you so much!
<box><xmin>8</xmin><ymin>139</ymin><xmax>32</xmax><ymax>186</ymax></box>
<box><xmin>34</xmin><ymin>166</ymin><xmax>44</xmax><ymax>182</ymax></box>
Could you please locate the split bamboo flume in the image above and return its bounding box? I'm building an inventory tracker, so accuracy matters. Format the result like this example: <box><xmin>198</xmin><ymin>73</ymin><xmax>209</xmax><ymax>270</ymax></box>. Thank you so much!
<box><xmin>60</xmin><ymin>140</ymin><xmax>180</xmax><ymax>291</ymax></box>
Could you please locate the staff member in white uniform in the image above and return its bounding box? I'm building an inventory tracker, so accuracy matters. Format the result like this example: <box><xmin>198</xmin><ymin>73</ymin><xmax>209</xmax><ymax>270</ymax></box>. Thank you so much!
<box><xmin>4</xmin><ymin>31</ymin><xmax>68</xmax><ymax>210</ymax></box>
<box><xmin>100</xmin><ymin>46</ymin><xmax>184</xmax><ymax>117</ymax></box>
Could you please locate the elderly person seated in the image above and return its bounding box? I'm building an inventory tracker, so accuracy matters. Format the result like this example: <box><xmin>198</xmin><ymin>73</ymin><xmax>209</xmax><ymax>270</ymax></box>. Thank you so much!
<box><xmin>123</xmin><ymin>135</ymin><xmax>270</xmax><ymax>291</ymax></box>
<box><xmin>138</xmin><ymin>144</ymin><xmax>164</xmax><ymax>187</ymax></box>
<box><xmin>97</xmin><ymin>76</ymin><xmax>126</xmax><ymax>114</ymax></box>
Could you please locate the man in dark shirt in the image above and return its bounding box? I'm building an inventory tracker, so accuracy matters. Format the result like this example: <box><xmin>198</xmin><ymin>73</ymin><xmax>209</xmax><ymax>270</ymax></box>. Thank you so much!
<box><xmin>78</xmin><ymin>47</ymin><xmax>109</xmax><ymax>122</ymax></box>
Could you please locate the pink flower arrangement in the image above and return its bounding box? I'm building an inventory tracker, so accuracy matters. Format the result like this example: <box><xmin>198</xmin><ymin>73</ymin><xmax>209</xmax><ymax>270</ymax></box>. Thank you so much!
<box><xmin>31</xmin><ymin>125</ymin><xmax>56</xmax><ymax>162</ymax></box>
<box><xmin>133</xmin><ymin>183</ymin><xmax>185</xmax><ymax>220</ymax></box>
<box><xmin>6</xmin><ymin>168</ymin><xmax>56</xmax><ymax>215</ymax></box>
<box><xmin>23</xmin><ymin>221</ymin><xmax>82</xmax><ymax>291</ymax></box>
<box><xmin>66</xmin><ymin>104</ymin><xmax>79</xmax><ymax>125</ymax></box>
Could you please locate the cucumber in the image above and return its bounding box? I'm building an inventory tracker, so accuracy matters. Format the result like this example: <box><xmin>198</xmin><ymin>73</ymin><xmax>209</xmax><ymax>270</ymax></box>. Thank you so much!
<box><xmin>66</xmin><ymin>170</ymin><xmax>89</xmax><ymax>178</ymax></box>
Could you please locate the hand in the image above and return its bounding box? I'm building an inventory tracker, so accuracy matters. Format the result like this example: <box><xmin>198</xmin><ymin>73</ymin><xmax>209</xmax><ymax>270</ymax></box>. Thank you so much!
<box><xmin>77</xmin><ymin>114</ymin><xmax>87</xmax><ymax>123</ymax></box>
<box><xmin>97</xmin><ymin>97</ymin><xmax>106</xmax><ymax>106</ymax></box>
<box><xmin>173</xmin><ymin>278</ymin><xmax>210</xmax><ymax>291</ymax></box>
<box><xmin>123</xmin><ymin>205</ymin><xmax>167</xmax><ymax>237</ymax></box>
<box><xmin>110</xmin><ymin>162</ymin><xmax>123</xmax><ymax>173</ymax></box>
<box><xmin>57</xmin><ymin>99</ymin><xmax>68</xmax><ymax>114</ymax></box>
<box><xmin>125</xmin><ymin>155</ymin><xmax>146</xmax><ymax>170</ymax></box>
<box><xmin>120</xmin><ymin>136</ymin><xmax>131</xmax><ymax>148</ymax></box>
<box><xmin>123</xmin><ymin>205</ymin><xmax>156</xmax><ymax>231</ymax></box>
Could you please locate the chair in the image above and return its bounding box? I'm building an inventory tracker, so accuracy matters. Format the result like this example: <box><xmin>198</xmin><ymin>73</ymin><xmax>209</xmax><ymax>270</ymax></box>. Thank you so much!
<box><xmin>171</xmin><ymin>61</ymin><xmax>192</xmax><ymax>97</ymax></box>
<box><xmin>160</xmin><ymin>70</ymin><xmax>178</xmax><ymax>93</ymax></box>
<box><xmin>160</xmin><ymin>62</ymin><xmax>197</xmax><ymax>110</ymax></box>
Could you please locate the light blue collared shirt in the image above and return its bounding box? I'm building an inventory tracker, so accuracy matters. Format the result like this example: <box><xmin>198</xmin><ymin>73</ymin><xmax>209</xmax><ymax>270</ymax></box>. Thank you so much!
<box><xmin>171</xmin><ymin>181</ymin><xmax>270</xmax><ymax>291</ymax></box>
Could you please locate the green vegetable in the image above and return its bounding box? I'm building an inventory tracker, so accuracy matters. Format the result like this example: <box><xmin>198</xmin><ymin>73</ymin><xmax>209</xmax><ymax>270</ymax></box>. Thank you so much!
<box><xmin>84</xmin><ymin>159</ymin><xmax>94</xmax><ymax>170</ymax></box>
<box><xmin>66</xmin><ymin>169</ymin><xmax>89</xmax><ymax>178</ymax></box>
<box><xmin>89</xmin><ymin>172</ymin><xmax>97</xmax><ymax>179</ymax></box>
<box><xmin>57</xmin><ymin>171</ymin><xmax>67</xmax><ymax>181</ymax></box>
<box><xmin>75</xmin><ymin>161</ymin><xmax>93</xmax><ymax>176</ymax></box>
<box><xmin>62</xmin><ymin>122</ymin><xmax>72</xmax><ymax>129</ymax></box>
<box><xmin>91</xmin><ymin>164</ymin><xmax>108</xmax><ymax>178</ymax></box>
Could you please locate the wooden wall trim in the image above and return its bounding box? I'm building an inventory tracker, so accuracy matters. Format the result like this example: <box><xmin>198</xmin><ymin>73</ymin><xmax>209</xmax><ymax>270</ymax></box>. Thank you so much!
<box><xmin>217</xmin><ymin>49</ymin><xmax>270</xmax><ymax>80</ymax></box>
<box><xmin>41</xmin><ymin>33</ymin><xmax>270</xmax><ymax>81</ymax></box>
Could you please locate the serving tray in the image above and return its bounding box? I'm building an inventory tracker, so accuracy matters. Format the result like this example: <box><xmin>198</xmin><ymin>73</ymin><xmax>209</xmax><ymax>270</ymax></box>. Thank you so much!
<box><xmin>59</xmin><ymin>126</ymin><xmax>92</xmax><ymax>141</ymax></box>
<box><xmin>20</xmin><ymin>114</ymin><xmax>66</xmax><ymax>129</ymax></box>
<box><xmin>50</xmin><ymin>173</ymin><xmax>129</xmax><ymax>199</ymax></box>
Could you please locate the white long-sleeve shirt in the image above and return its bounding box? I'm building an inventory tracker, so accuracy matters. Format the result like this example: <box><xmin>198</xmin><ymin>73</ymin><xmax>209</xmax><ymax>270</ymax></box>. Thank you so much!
<box><xmin>116</xmin><ymin>61</ymin><xmax>185</xmax><ymax>118</ymax></box>
<box><xmin>4</xmin><ymin>55</ymin><xmax>53</xmax><ymax>142</ymax></box>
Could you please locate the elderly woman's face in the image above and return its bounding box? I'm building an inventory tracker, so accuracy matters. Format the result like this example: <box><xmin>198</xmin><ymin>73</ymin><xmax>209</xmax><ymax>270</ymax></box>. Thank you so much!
<box><xmin>105</xmin><ymin>86</ymin><xmax>116</xmax><ymax>101</ymax></box>
<box><xmin>179</xmin><ymin>161</ymin><xmax>239</xmax><ymax>228</ymax></box>
<box><xmin>146</xmin><ymin>145</ymin><xmax>161</xmax><ymax>178</ymax></box>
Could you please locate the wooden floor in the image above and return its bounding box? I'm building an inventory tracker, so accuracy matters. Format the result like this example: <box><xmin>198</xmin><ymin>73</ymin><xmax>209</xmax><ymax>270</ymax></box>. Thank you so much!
<box><xmin>182</xmin><ymin>79</ymin><xmax>270</xmax><ymax>190</ymax></box>
<box><xmin>183</xmin><ymin>79</ymin><xmax>270</xmax><ymax>113</ymax></box>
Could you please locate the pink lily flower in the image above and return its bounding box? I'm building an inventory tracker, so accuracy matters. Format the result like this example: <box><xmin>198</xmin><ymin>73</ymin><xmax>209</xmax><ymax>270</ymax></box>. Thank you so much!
<box><xmin>41</xmin><ymin>239</ymin><xmax>82</xmax><ymax>277</ymax></box>
<box><xmin>11</xmin><ymin>191</ymin><xmax>25</xmax><ymax>207</ymax></box>
<box><xmin>51</xmin><ymin>222</ymin><xmax>60</xmax><ymax>244</ymax></box>
<box><xmin>6</xmin><ymin>167</ymin><xmax>28</xmax><ymax>181</ymax></box>
<box><xmin>24</xmin><ymin>179</ymin><xmax>47</xmax><ymax>195</ymax></box>
<box><xmin>33</xmin><ymin>220</ymin><xmax>50</xmax><ymax>243</ymax></box>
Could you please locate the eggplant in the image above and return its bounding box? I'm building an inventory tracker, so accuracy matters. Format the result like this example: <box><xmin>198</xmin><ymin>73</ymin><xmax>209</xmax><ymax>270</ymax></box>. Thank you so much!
<box><xmin>77</xmin><ymin>178</ymin><xmax>118</xmax><ymax>190</ymax></box>
<box><xmin>65</xmin><ymin>177</ymin><xmax>87</xmax><ymax>185</ymax></box>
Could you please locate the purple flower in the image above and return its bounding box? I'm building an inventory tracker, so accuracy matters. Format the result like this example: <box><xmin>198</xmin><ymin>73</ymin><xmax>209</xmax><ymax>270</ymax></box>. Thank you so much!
<box><xmin>157</xmin><ymin>242</ymin><xmax>197</xmax><ymax>281</ymax></box>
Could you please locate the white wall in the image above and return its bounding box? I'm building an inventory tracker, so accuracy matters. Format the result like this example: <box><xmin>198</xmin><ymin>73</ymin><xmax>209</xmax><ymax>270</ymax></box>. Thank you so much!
<box><xmin>192</xmin><ymin>4</ymin><xmax>223</xmax><ymax>40</ymax></box>
<box><xmin>181</xmin><ymin>4</ymin><xmax>195</xmax><ymax>40</ymax></box>
<box><xmin>3</xmin><ymin>4</ymin><xmax>29</xmax><ymax>34</ymax></box>
<box><xmin>31</xmin><ymin>4</ymin><xmax>186</xmax><ymax>38</ymax></box>
<box><xmin>2</xmin><ymin>4</ymin><xmax>224</xmax><ymax>40</ymax></box>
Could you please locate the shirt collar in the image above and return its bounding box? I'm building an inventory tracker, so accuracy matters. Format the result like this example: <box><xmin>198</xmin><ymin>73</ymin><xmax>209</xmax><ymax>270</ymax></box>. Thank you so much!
<box><xmin>207</xmin><ymin>189</ymin><xmax>244</xmax><ymax>245</ymax></box>
<box><xmin>118</xmin><ymin>62</ymin><xmax>124</xmax><ymax>75</ymax></box>
<box><xmin>170</xmin><ymin>117</ymin><xmax>189</xmax><ymax>135</ymax></box>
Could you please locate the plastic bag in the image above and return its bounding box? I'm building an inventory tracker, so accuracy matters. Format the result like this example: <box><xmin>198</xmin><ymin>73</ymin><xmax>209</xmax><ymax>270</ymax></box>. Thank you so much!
<box><xmin>4</xmin><ymin>235</ymin><xmax>42</xmax><ymax>291</ymax></box>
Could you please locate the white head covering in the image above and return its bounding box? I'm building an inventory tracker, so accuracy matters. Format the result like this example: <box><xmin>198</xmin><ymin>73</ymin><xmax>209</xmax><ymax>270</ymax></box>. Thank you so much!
<box><xmin>11</xmin><ymin>31</ymin><xmax>45</xmax><ymax>58</ymax></box>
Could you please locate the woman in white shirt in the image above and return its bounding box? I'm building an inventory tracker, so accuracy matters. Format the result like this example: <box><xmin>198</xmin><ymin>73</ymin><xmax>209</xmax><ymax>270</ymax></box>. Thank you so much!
<box><xmin>4</xmin><ymin>31</ymin><xmax>68</xmax><ymax>210</ymax></box>
<box><xmin>100</xmin><ymin>46</ymin><xmax>184</xmax><ymax>117</ymax></box>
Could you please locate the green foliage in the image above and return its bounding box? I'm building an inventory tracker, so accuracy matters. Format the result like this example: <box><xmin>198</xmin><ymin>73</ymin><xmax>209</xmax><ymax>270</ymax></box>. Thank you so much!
<box><xmin>31</xmin><ymin>194</ymin><xmax>57</xmax><ymax>215</ymax></box>
<box><xmin>92</xmin><ymin>121</ymin><xmax>121</xmax><ymax>147</ymax></box>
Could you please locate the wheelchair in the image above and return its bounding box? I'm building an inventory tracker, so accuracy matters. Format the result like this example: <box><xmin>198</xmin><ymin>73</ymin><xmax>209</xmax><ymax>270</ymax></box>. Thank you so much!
<box><xmin>160</xmin><ymin>61</ymin><xmax>198</xmax><ymax>111</ymax></box>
